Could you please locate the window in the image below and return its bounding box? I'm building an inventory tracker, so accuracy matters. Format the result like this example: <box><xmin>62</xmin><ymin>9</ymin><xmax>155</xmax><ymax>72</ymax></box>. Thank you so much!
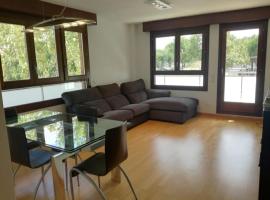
<box><xmin>0</xmin><ymin>19</ymin><xmax>90</xmax><ymax>90</ymax></box>
<box><xmin>34</xmin><ymin>29</ymin><xmax>59</xmax><ymax>79</ymax></box>
<box><xmin>0</xmin><ymin>23</ymin><xmax>30</xmax><ymax>82</ymax></box>
<box><xmin>64</xmin><ymin>31</ymin><xmax>85</xmax><ymax>76</ymax></box>
<box><xmin>151</xmin><ymin>26</ymin><xmax>209</xmax><ymax>90</ymax></box>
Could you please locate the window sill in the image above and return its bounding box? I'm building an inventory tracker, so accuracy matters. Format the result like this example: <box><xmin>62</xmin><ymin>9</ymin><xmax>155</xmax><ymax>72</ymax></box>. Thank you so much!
<box><xmin>152</xmin><ymin>85</ymin><xmax>208</xmax><ymax>91</ymax></box>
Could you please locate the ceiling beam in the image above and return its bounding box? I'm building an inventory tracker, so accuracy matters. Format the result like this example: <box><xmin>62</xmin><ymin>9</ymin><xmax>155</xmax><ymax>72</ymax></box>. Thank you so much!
<box><xmin>0</xmin><ymin>0</ymin><xmax>96</xmax><ymax>22</ymax></box>
<box><xmin>143</xmin><ymin>6</ymin><xmax>270</xmax><ymax>32</ymax></box>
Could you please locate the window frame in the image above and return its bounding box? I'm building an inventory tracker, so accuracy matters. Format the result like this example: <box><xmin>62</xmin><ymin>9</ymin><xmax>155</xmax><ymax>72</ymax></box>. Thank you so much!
<box><xmin>150</xmin><ymin>26</ymin><xmax>209</xmax><ymax>91</ymax></box>
<box><xmin>61</xmin><ymin>26</ymin><xmax>90</xmax><ymax>82</ymax></box>
<box><xmin>0</xmin><ymin>11</ymin><xmax>90</xmax><ymax>90</ymax></box>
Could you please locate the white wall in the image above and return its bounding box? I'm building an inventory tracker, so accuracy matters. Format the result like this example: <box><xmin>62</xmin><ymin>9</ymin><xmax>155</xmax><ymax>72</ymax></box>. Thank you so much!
<box><xmin>0</xmin><ymin>84</ymin><xmax>15</xmax><ymax>200</ymax></box>
<box><xmin>87</xmin><ymin>16</ymin><xmax>133</xmax><ymax>86</ymax></box>
<box><xmin>131</xmin><ymin>21</ymin><xmax>270</xmax><ymax>114</ymax></box>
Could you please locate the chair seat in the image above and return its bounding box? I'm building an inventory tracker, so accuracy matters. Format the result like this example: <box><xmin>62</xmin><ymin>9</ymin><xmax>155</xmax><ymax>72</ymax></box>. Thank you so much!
<box><xmin>29</xmin><ymin>149</ymin><xmax>52</xmax><ymax>168</ymax></box>
<box><xmin>71</xmin><ymin>153</ymin><xmax>107</xmax><ymax>177</ymax></box>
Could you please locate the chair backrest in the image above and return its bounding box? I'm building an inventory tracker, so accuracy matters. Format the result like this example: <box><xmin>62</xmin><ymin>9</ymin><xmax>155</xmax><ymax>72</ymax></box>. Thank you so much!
<box><xmin>105</xmin><ymin>124</ymin><xmax>128</xmax><ymax>172</ymax></box>
<box><xmin>5</xmin><ymin>107</ymin><xmax>18</xmax><ymax>124</ymax></box>
<box><xmin>74</xmin><ymin>104</ymin><xmax>98</xmax><ymax>117</ymax></box>
<box><xmin>73</xmin><ymin>104</ymin><xmax>98</xmax><ymax>123</ymax></box>
<box><xmin>7</xmin><ymin>127</ymin><xmax>30</xmax><ymax>167</ymax></box>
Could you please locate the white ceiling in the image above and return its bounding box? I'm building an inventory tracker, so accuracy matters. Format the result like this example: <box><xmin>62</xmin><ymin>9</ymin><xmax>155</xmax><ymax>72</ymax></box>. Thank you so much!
<box><xmin>43</xmin><ymin>0</ymin><xmax>270</xmax><ymax>23</ymax></box>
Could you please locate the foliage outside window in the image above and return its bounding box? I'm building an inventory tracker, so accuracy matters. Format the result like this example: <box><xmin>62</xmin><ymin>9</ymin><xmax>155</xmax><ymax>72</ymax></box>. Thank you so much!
<box><xmin>0</xmin><ymin>23</ymin><xmax>30</xmax><ymax>82</ymax></box>
<box><xmin>65</xmin><ymin>31</ymin><xmax>85</xmax><ymax>76</ymax></box>
<box><xmin>225</xmin><ymin>29</ymin><xmax>259</xmax><ymax>70</ymax></box>
<box><xmin>156</xmin><ymin>36</ymin><xmax>175</xmax><ymax>71</ymax></box>
<box><xmin>34</xmin><ymin>29</ymin><xmax>59</xmax><ymax>79</ymax></box>
<box><xmin>151</xmin><ymin>26</ymin><xmax>209</xmax><ymax>91</ymax></box>
<box><xmin>180</xmin><ymin>34</ymin><xmax>202</xmax><ymax>70</ymax></box>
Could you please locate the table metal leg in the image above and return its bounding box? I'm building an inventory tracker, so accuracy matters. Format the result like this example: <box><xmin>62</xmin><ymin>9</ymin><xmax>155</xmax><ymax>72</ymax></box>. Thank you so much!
<box><xmin>51</xmin><ymin>152</ymin><xmax>75</xmax><ymax>200</ymax></box>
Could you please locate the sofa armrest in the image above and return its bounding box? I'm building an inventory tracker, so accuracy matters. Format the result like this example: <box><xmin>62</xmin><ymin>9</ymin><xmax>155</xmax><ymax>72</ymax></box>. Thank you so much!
<box><xmin>146</xmin><ymin>89</ymin><xmax>171</xmax><ymax>99</ymax></box>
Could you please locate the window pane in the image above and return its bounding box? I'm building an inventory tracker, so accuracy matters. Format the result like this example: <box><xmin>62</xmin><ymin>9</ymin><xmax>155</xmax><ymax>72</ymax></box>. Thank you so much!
<box><xmin>2</xmin><ymin>81</ymin><xmax>85</xmax><ymax>107</ymax></box>
<box><xmin>65</xmin><ymin>31</ymin><xmax>85</xmax><ymax>76</ymax></box>
<box><xmin>155</xmin><ymin>36</ymin><xmax>175</xmax><ymax>71</ymax></box>
<box><xmin>155</xmin><ymin>75</ymin><xmax>204</xmax><ymax>87</ymax></box>
<box><xmin>0</xmin><ymin>23</ymin><xmax>30</xmax><ymax>81</ymax></box>
<box><xmin>224</xmin><ymin>29</ymin><xmax>259</xmax><ymax>103</ymax></box>
<box><xmin>34</xmin><ymin>29</ymin><xmax>59</xmax><ymax>78</ymax></box>
<box><xmin>42</xmin><ymin>82</ymin><xmax>85</xmax><ymax>100</ymax></box>
<box><xmin>180</xmin><ymin>34</ymin><xmax>202</xmax><ymax>70</ymax></box>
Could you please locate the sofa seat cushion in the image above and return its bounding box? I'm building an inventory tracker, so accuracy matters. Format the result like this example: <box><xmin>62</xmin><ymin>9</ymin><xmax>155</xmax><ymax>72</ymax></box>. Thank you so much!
<box><xmin>102</xmin><ymin>110</ymin><xmax>133</xmax><ymax>121</ymax></box>
<box><xmin>120</xmin><ymin>104</ymin><xmax>150</xmax><ymax>116</ymax></box>
<box><xmin>82</xmin><ymin>99</ymin><xmax>111</xmax><ymax>116</ymax></box>
<box><xmin>144</xmin><ymin>97</ymin><xmax>198</xmax><ymax>112</ymax></box>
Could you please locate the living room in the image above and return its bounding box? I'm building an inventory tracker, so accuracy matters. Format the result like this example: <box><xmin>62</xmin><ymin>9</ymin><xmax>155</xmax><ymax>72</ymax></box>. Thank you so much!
<box><xmin>0</xmin><ymin>0</ymin><xmax>270</xmax><ymax>200</ymax></box>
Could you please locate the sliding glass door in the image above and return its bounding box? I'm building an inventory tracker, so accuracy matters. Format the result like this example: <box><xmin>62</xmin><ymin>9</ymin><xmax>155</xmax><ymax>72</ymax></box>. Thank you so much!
<box><xmin>217</xmin><ymin>21</ymin><xmax>268</xmax><ymax>116</ymax></box>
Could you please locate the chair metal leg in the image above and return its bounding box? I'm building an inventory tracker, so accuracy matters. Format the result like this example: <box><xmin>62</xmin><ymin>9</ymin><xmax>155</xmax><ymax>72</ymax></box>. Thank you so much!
<box><xmin>69</xmin><ymin>170</ymin><xmax>75</xmax><ymax>200</ymax></box>
<box><xmin>75</xmin><ymin>155</ymin><xmax>80</xmax><ymax>187</ymax></box>
<box><xmin>98</xmin><ymin>176</ymin><xmax>101</xmax><ymax>188</ymax></box>
<box><xmin>13</xmin><ymin>164</ymin><xmax>21</xmax><ymax>177</ymax></box>
<box><xmin>34</xmin><ymin>163</ymin><xmax>51</xmax><ymax>200</ymax></box>
<box><xmin>41</xmin><ymin>166</ymin><xmax>45</xmax><ymax>182</ymax></box>
<box><xmin>64</xmin><ymin>159</ymin><xmax>69</xmax><ymax>191</ymax></box>
<box><xmin>118</xmin><ymin>166</ymin><xmax>138</xmax><ymax>200</ymax></box>
<box><xmin>70</xmin><ymin>168</ymin><xmax>107</xmax><ymax>200</ymax></box>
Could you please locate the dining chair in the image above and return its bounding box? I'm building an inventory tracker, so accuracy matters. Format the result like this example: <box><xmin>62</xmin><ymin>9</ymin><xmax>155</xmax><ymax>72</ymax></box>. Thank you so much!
<box><xmin>5</xmin><ymin>108</ymin><xmax>41</xmax><ymax>176</ymax></box>
<box><xmin>7</xmin><ymin>126</ymin><xmax>53</xmax><ymax>200</ymax></box>
<box><xmin>69</xmin><ymin>124</ymin><xmax>138</xmax><ymax>200</ymax></box>
<box><xmin>61</xmin><ymin>104</ymin><xmax>98</xmax><ymax>191</ymax></box>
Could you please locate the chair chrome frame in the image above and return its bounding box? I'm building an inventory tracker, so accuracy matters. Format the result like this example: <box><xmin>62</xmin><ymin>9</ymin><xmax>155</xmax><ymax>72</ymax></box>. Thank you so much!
<box><xmin>34</xmin><ymin>163</ymin><xmax>51</xmax><ymax>200</ymax></box>
<box><xmin>69</xmin><ymin>164</ymin><xmax>138</xmax><ymax>200</ymax></box>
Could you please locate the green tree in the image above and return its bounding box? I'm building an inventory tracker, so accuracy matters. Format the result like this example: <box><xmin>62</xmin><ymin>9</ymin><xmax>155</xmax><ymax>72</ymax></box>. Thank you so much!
<box><xmin>65</xmin><ymin>31</ymin><xmax>85</xmax><ymax>76</ymax></box>
<box><xmin>0</xmin><ymin>23</ymin><xmax>30</xmax><ymax>81</ymax></box>
<box><xmin>34</xmin><ymin>29</ymin><xmax>59</xmax><ymax>78</ymax></box>
<box><xmin>156</xmin><ymin>42</ymin><xmax>174</xmax><ymax>71</ymax></box>
<box><xmin>180</xmin><ymin>34</ymin><xmax>202</xmax><ymax>70</ymax></box>
<box><xmin>226</xmin><ymin>33</ymin><xmax>258</xmax><ymax>70</ymax></box>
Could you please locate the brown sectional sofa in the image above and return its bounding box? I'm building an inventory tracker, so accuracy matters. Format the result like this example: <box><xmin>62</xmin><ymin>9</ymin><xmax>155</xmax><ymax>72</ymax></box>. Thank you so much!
<box><xmin>62</xmin><ymin>79</ymin><xmax>198</xmax><ymax>129</ymax></box>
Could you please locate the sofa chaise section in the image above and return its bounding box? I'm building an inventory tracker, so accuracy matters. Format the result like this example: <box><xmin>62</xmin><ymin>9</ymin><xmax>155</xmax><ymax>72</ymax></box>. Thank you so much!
<box><xmin>121</xmin><ymin>79</ymin><xmax>198</xmax><ymax>123</ymax></box>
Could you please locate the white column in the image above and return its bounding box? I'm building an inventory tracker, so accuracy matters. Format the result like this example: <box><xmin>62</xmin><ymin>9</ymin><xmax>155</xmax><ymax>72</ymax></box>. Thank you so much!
<box><xmin>0</xmin><ymin>83</ymin><xmax>15</xmax><ymax>200</ymax></box>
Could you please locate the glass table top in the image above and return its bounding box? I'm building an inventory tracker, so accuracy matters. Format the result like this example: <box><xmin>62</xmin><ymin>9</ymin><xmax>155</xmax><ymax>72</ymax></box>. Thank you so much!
<box><xmin>6</xmin><ymin>110</ymin><xmax>125</xmax><ymax>153</ymax></box>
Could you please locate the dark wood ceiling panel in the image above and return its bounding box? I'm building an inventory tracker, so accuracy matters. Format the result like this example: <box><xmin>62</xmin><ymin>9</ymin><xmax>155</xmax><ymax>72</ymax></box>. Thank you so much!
<box><xmin>143</xmin><ymin>6</ymin><xmax>270</xmax><ymax>32</ymax></box>
<box><xmin>0</xmin><ymin>0</ymin><xmax>96</xmax><ymax>22</ymax></box>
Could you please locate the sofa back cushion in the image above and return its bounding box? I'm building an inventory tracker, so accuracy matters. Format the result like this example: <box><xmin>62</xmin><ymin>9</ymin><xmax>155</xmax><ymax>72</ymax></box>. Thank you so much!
<box><xmin>81</xmin><ymin>99</ymin><xmax>112</xmax><ymax>116</ymax></box>
<box><xmin>98</xmin><ymin>83</ymin><xmax>130</xmax><ymax>109</ymax></box>
<box><xmin>121</xmin><ymin>79</ymin><xmax>147</xmax><ymax>103</ymax></box>
<box><xmin>62</xmin><ymin>87</ymin><xmax>102</xmax><ymax>107</ymax></box>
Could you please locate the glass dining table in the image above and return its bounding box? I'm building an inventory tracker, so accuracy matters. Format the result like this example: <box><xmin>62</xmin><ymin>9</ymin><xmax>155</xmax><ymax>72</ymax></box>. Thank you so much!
<box><xmin>6</xmin><ymin>110</ymin><xmax>125</xmax><ymax>200</ymax></box>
